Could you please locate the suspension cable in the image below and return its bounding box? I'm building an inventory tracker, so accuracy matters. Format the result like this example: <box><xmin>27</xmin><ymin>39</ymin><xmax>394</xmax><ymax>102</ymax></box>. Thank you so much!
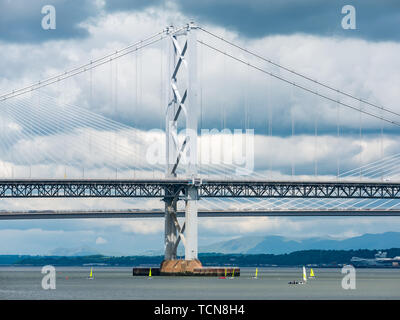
<box><xmin>0</xmin><ymin>26</ymin><xmax>187</xmax><ymax>102</ymax></box>
<box><xmin>0</xmin><ymin>36</ymin><xmax>166</xmax><ymax>102</ymax></box>
<box><xmin>199</xmin><ymin>27</ymin><xmax>400</xmax><ymax>119</ymax></box>
<box><xmin>198</xmin><ymin>39</ymin><xmax>400</xmax><ymax>128</ymax></box>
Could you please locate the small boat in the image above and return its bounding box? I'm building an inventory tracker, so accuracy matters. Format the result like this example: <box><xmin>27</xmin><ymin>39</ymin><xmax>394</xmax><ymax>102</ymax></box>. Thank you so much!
<box><xmin>288</xmin><ymin>266</ymin><xmax>307</xmax><ymax>285</ymax></box>
<box><xmin>88</xmin><ymin>267</ymin><xmax>94</xmax><ymax>280</ymax></box>
<box><xmin>148</xmin><ymin>267</ymin><xmax>152</xmax><ymax>279</ymax></box>
<box><xmin>229</xmin><ymin>268</ymin><xmax>235</xmax><ymax>279</ymax></box>
<box><xmin>309</xmin><ymin>268</ymin><xmax>316</xmax><ymax>279</ymax></box>
<box><xmin>252</xmin><ymin>268</ymin><xmax>258</xmax><ymax>279</ymax></box>
<box><xmin>302</xmin><ymin>266</ymin><xmax>307</xmax><ymax>283</ymax></box>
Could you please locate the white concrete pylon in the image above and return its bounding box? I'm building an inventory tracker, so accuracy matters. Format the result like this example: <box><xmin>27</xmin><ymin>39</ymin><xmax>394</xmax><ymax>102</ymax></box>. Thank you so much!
<box><xmin>185</xmin><ymin>185</ymin><xmax>198</xmax><ymax>260</ymax></box>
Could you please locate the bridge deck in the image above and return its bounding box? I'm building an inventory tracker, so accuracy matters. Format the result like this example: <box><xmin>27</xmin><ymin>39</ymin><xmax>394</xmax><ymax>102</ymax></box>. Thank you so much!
<box><xmin>1</xmin><ymin>209</ymin><xmax>400</xmax><ymax>220</ymax></box>
<box><xmin>0</xmin><ymin>179</ymin><xmax>399</xmax><ymax>198</ymax></box>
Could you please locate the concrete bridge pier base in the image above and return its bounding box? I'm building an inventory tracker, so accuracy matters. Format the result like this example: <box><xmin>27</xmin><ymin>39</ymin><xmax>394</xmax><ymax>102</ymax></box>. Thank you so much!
<box><xmin>160</xmin><ymin>187</ymin><xmax>203</xmax><ymax>275</ymax></box>
<box><xmin>164</xmin><ymin>198</ymin><xmax>177</xmax><ymax>260</ymax></box>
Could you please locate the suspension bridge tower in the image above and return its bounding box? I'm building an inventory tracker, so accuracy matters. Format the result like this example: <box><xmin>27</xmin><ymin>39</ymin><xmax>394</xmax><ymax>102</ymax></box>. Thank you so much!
<box><xmin>161</xmin><ymin>22</ymin><xmax>202</xmax><ymax>274</ymax></box>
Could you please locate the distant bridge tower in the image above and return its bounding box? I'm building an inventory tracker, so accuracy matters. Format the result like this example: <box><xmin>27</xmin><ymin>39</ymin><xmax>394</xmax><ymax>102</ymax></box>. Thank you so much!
<box><xmin>164</xmin><ymin>22</ymin><xmax>199</xmax><ymax>262</ymax></box>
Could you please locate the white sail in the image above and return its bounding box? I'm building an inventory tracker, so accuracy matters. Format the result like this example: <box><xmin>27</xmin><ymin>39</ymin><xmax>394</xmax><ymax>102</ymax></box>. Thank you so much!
<box><xmin>302</xmin><ymin>266</ymin><xmax>307</xmax><ymax>282</ymax></box>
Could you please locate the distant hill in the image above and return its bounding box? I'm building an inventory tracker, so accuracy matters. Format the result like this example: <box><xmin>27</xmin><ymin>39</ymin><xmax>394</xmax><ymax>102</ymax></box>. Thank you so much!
<box><xmin>48</xmin><ymin>246</ymin><xmax>127</xmax><ymax>257</ymax></box>
<box><xmin>48</xmin><ymin>246</ymin><xmax>101</xmax><ymax>257</ymax></box>
<box><xmin>0</xmin><ymin>255</ymin><xmax>30</xmax><ymax>265</ymax></box>
<box><xmin>6</xmin><ymin>248</ymin><xmax>400</xmax><ymax>267</ymax></box>
<box><xmin>200</xmin><ymin>232</ymin><xmax>400</xmax><ymax>254</ymax></box>
<box><xmin>200</xmin><ymin>236</ymin><xmax>265</xmax><ymax>254</ymax></box>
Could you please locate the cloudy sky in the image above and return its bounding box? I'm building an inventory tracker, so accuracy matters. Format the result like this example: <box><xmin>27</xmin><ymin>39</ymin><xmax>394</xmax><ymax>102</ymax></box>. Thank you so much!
<box><xmin>0</xmin><ymin>0</ymin><xmax>400</xmax><ymax>255</ymax></box>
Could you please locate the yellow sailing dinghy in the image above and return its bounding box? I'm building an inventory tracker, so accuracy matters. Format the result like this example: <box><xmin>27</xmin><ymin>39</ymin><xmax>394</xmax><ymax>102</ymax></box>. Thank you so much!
<box><xmin>252</xmin><ymin>268</ymin><xmax>258</xmax><ymax>279</ymax></box>
<box><xmin>88</xmin><ymin>267</ymin><xmax>94</xmax><ymax>280</ymax></box>
<box><xmin>309</xmin><ymin>268</ymin><xmax>316</xmax><ymax>279</ymax></box>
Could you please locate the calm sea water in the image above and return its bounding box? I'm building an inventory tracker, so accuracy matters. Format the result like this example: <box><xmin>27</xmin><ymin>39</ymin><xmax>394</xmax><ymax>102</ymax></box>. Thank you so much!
<box><xmin>0</xmin><ymin>266</ymin><xmax>399</xmax><ymax>300</ymax></box>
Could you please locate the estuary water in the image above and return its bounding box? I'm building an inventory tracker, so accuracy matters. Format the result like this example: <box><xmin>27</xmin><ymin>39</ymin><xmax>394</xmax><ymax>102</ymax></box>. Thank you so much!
<box><xmin>0</xmin><ymin>267</ymin><xmax>399</xmax><ymax>300</ymax></box>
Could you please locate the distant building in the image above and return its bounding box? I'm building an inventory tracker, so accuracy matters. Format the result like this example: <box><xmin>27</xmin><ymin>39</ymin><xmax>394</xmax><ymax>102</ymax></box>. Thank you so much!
<box><xmin>351</xmin><ymin>251</ymin><xmax>400</xmax><ymax>267</ymax></box>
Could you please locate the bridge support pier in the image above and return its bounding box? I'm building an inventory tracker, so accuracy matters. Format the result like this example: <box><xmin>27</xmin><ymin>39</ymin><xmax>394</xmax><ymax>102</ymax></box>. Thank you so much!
<box><xmin>164</xmin><ymin>198</ymin><xmax>177</xmax><ymax>260</ymax></box>
<box><xmin>184</xmin><ymin>186</ymin><xmax>198</xmax><ymax>260</ymax></box>
<box><xmin>160</xmin><ymin>22</ymin><xmax>204</xmax><ymax>274</ymax></box>
<box><xmin>161</xmin><ymin>191</ymin><xmax>202</xmax><ymax>274</ymax></box>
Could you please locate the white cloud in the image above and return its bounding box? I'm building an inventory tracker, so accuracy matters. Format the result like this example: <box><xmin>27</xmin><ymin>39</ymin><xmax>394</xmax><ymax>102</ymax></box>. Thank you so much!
<box><xmin>0</xmin><ymin>228</ymin><xmax>95</xmax><ymax>254</ymax></box>
<box><xmin>98</xmin><ymin>219</ymin><xmax>164</xmax><ymax>235</ymax></box>
<box><xmin>95</xmin><ymin>236</ymin><xmax>107</xmax><ymax>244</ymax></box>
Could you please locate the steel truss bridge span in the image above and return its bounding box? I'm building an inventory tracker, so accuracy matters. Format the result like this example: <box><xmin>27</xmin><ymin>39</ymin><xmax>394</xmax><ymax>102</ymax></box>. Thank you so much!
<box><xmin>0</xmin><ymin>179</ymin><xmax>400</xmax><ymax>199</ymax></box>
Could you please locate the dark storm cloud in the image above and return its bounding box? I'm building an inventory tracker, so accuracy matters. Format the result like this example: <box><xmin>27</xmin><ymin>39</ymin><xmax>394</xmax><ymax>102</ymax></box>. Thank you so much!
<box><xmin>2</xmin><ymin>0</ymin><xmax>397</xmax><ymax>43</ymax></box>
<box><xmin>104</xmin><ymin>0</ymin><xmax>163</xmax><ymax>12</ymax></box>
<box><xmin>0</xmin><ymin>0</ymin><xmax>99</xmax><ymax>43</ymax></box>
<box><xmin>180</xmin><ymin>0</ymin><xmax>400</xmax><ymax>41</ymax></box>
<box><xmin>103</xmin><ymin>0</ymin><xmax>400</xmax><ymax>42</ymax></box>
